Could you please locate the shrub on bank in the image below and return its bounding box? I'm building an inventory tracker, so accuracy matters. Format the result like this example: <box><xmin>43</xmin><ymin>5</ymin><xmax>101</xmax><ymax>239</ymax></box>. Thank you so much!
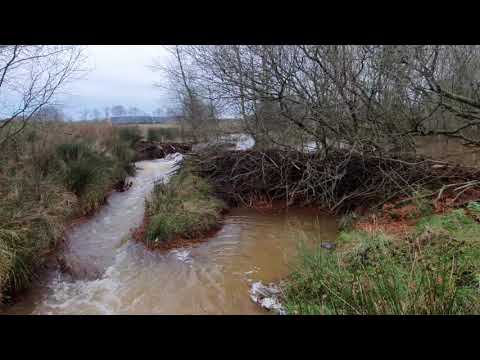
<box><xmin>117</xmin><ymin>126</ymin><xmax>142</xmax><ymax>145</ymax></box>
<box><xmin>55</xmin><ymin>139</ymin><xmax>136</xmax><ymax>215</ymax></box>
<box><xmin>144</xmin><ymin>164</ymin><xmax>225</xmax><ymax>247</ymax></box>
<box><xmin>283</xmin><ymin>208</ymin><xmax>480</xmax><ymax>314</ymax></box>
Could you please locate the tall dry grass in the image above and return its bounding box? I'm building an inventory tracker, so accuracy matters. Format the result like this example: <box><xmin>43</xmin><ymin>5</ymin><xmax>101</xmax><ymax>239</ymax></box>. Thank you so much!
<box><xmin>0</xmin><ymin>120</ymin><xmax>137</xmax><ymax>302</ymax></box>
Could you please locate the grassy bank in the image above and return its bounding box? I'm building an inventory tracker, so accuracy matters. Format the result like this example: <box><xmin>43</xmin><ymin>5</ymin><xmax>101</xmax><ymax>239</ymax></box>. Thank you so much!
<box><xmin>0</xmin><ymin>121</ymin><xmax>139</xmax><ymax>302</ymax></box>
<box><xmin>141</xmin><ymin>162</ymin><xmax>226</xmax><ymax>248</ymax></box>
<box><xmin>283</xmin><ymin>206</ymin><xmax>480</xmax><ymax>314</ymax></box>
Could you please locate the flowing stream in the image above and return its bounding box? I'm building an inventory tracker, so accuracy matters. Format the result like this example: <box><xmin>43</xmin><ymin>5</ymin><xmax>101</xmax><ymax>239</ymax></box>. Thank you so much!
<box><xmin>5</xmin><ymin>134</ymin><xmax>479</xmax><ymax>315</ymax></box>
<box><xmin>3</xmin><ymin>153</ymin><xmax>338</xmax><ymax>315</ymax></box>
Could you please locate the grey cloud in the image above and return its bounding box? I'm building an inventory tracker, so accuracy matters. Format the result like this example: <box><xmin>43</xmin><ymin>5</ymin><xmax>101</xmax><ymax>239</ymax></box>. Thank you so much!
<box><xmin>58</xmin><ymin>45</ymin><xmax>169</xmax><ymax>118</ymax></box>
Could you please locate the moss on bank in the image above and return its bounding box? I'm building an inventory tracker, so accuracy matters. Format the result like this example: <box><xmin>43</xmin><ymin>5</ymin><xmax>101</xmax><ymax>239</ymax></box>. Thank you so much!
<box><xmin>143</xmin><ymin>164</ymin><xmax>226</xmax><ymax>248</ymax></box>
<box><xmin>283</xmin><ymin>206</ymin><xmax>480</xmax><ymax>315</ymax></box>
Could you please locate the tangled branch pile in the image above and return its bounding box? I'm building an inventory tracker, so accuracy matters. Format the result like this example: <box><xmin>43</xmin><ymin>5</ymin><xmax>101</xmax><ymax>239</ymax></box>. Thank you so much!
<box><xmin>189</xmin><ymin>148</ymin><xmax>480</xmax><ymax>212</ymax></box>
<box><xmin>134</xmin><ymin>140</ymin><xmax>192</xmax><ymax>161</ymax></box>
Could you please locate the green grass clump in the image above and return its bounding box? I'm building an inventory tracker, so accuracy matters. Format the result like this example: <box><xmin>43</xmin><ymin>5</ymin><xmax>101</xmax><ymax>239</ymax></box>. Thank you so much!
<box><xmin>53</xmin><ymin>140</ymin><xmax>134</xmax><ymax>215</ymax></box>
<box><xmin>467</xmin><ymin>201</ymin><xmax>480</xmax><ymax>220</ymax></box>
<box><xmin>283</xmin><ymin>209</ymin><xmax>480</xmax><ymax>315</ymax></box>
<box><xmin>144</xmin><ymin>164</ymin><xmax>225</xmax><ymax>247</ymax></box>
<box><xmin>52</xmin><ymin>131</ymin><xmax>137</xmax><ymax>216</ymax></box>
<box><xmin>338</xmin><ymin>211</ymin><xmax>358</xmax><ymax>231</ymax></box>
<box><xmin>411</xmin><ymin>188</ymin><xmax>434</xmax><ymax>217</ymax></box>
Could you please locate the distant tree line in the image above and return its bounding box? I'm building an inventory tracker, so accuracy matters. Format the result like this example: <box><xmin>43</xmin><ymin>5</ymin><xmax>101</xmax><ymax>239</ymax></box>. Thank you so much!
<box><xmin>74</xmin><ymin>105</ymin><xmax>182</xmax><ymax>122</ymax></box>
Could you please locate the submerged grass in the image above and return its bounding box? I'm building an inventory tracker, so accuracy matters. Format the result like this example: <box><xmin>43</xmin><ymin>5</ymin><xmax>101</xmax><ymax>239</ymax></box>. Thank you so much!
<box><xmin>284</xmin><ymin>207</ymin><xmax>480</xmax><ymax>314</ymax></box>
<box><xmin>143</xmin><ymin>162</ymin><xmax>225</xmax><ymax>248</ymax></box>
<box><xmin>0</xmin><ymin>121</ymin><xmax>138</xmax><ymax>302</ymax></box>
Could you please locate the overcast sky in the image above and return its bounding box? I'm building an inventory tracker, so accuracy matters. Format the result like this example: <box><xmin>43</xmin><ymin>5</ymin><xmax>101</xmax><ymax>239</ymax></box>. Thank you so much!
<box><xmin>57</xmin><ymin>45</ymin><xmax>170</xmax><ymax>119</ymax></box>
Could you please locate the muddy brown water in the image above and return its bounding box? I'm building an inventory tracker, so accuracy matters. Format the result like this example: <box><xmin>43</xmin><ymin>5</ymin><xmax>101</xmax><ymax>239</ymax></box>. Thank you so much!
<box><xmin>3</xmin><ymin>154</ymin><xmax>338</xmax><ymax>315</ymax></box>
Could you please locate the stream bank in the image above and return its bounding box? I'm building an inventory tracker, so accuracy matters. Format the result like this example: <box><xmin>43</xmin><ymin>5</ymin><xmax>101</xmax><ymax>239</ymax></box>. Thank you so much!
<box><xmin>279</xmin><ymin>189</ymin><xmax>480</xmax><ymax>315</ymax></box>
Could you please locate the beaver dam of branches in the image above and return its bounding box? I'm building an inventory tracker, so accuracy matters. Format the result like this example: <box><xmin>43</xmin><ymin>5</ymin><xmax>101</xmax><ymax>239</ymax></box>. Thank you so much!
<box><xmin>187</xmin><ymin>147</ymin><xmax>480</xmax><ymax>213</ymax></box>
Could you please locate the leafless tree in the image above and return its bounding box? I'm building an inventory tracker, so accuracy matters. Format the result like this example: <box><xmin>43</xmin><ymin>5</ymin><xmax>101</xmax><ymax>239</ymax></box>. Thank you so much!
<box><xmin>153</xmin><ymin>45</ymin><xmax>222</xmax><ymax>141</ymax></box>
<box><xmin>155</xmin><ymin>45</ymin><xmax>480</xmax><ymax>154</ymax></box>
<box><xmin>150</xmin><ymin>45</ymin><xmax>480</xmax><ymax>210</ymax></box>
<box><xmin>0</xmin><ymin>45</ymin><xmax>85</xmax><ymax>145</ymax></box>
